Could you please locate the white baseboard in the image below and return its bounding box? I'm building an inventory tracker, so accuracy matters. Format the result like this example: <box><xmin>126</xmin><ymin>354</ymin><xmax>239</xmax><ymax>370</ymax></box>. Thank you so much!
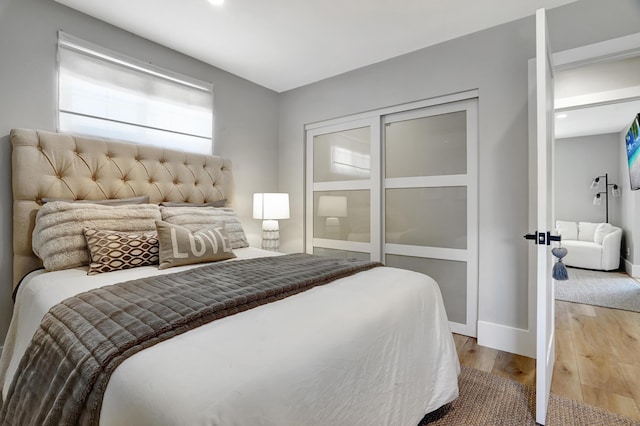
<box><xmin>477</xmin><ymin>321</ymin><xmax>535</xmax><ymax>358</ymax></box>
<box><xmin>623</xmin><ymin>258</ymin><xmax>640</xmax><ymax>277</ymax></box>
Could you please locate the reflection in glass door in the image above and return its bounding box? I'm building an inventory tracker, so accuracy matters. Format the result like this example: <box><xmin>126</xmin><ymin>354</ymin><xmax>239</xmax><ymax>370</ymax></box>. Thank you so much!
<box><xmin>383</xmin><ymin>100</ymin><xmax>478</xmax><ymax>336</ymax></box>
<box><xmin>306</xmin><ymin>118</ymin><xmax>380</xmax><ymax>261</ymax></box>
<box><xmin>305</xmin><ymin>94</ymin><xmax>478</xmax><ymax>336</ymax></box>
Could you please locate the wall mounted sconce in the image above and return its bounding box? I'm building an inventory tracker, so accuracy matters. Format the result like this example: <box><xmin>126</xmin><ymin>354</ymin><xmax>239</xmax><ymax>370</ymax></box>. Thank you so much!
<box><xmin>253</xmin><ymin>193</ymin><xmax>290</xmax><ymax>251</ymax></box>
<box><xmin>317</xmin><ymin>195</ymin><xmax>347</xmax><ymax>240</ymax></box>
<box><xmin>590</xmin><ymin>173</ymin><xmax>620</xmax><ymax>223</ymax></box>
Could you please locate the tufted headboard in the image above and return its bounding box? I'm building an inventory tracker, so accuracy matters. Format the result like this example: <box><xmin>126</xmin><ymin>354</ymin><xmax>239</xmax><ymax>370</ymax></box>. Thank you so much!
<box><xmin>10</xmin><ymin>128</ymin><xmax>234</xmax><ymax>290</ymax></box>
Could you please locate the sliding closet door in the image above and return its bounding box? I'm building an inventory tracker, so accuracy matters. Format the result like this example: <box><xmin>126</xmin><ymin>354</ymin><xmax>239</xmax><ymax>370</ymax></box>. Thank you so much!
<box><xmin>383</xmin><ymin>100</ymin><xmax>478</xmax><ymax>336</ymax></box>
<box><xmin>305</xmin><ymin>93</ymin><xmax>478</xmax><ymax>336</ymax></box>
<box><xmin>305</xmin><ymin>118</ymin><xmax>381</xmax><ymax>261</ymax></box>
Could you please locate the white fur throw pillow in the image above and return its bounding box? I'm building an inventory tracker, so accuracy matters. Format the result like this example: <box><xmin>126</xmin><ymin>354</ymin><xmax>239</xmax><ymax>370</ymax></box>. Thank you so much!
<box><xmin>160</xmin><ymin>206</ymin><xmax>249</xmax><ymax>249</ymax></box>
<box><xmin>32</xmin><ymin>202</ymin><xmax>161</xmax><ymax>271</ymax></box>
<box><xmin>555</xmin><ymin>220</ymin><xmax>578</xmax><ymax>241</ymax></box>
<box><xmin>594</xmin><ymin>223</ymin><xmax>614</xmax><ymax>245</ymax></box>
<box><xmin>578</xmin><ymin>221</ymin><xmax>599</xmax><ymax>242</ymax></box>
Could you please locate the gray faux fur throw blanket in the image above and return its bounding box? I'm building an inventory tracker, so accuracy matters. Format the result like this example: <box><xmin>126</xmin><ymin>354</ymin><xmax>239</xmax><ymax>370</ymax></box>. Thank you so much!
<box><xmin>0</xmin><ymin>254</ymin><xmax>381</xmax><ymax>426</ymax></box>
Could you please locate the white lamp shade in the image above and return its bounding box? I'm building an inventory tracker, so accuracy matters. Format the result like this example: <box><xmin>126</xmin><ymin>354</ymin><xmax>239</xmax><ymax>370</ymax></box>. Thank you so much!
<box><xmin>317</xmin><ymin>195</ymin><xmax>347</xmax><ymax>217</ymax></box>
<box><xmin>253</xmin><ymin>193</ymin><xmax>290</xmax><ymax>220</ymax></box>
<box><xmin>593</xmin><ymin>193</ymin><xmax>602</xmax><ymax>206</ymax></box>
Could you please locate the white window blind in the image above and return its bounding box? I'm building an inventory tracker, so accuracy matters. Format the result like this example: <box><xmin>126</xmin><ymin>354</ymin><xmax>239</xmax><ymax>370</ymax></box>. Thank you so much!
<box><xmin>57</xmin><ymin>32</ymin><xmax>214</xmax><ymax>155</ymax></box>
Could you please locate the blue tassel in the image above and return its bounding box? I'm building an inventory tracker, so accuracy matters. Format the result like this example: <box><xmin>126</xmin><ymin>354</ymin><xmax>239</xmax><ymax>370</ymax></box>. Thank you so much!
<box><xmin>552</xmin><ymin>260</ymin><xmax>569</xmax><ymax>281</ymax></box>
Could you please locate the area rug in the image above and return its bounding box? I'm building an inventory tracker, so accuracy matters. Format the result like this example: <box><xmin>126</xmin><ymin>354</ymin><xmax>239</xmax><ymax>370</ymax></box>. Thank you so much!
<box><xmin>419</xmin><ymin>366</ymin><xmax>638</xmax><ymax>425</ymax></box>
<box><xmin>554</xmin><ymin>267</ymin><xmax>640</xmax><ymax>313</ymax></box>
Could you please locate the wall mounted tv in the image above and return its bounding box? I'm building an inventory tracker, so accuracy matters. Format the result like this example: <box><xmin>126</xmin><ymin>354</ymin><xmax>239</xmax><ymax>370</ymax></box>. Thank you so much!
<box><xmin>625</xmin><ymin>113</ymin><xmax>640</xmax><ymax>191</ymax></box>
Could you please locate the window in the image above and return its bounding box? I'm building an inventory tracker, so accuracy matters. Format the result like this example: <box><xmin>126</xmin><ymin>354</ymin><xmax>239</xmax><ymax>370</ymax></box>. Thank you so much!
<box><xmin>57</xmin><ymin>32</ymin><xmax>214</xmax><ymax>155</ymax></box>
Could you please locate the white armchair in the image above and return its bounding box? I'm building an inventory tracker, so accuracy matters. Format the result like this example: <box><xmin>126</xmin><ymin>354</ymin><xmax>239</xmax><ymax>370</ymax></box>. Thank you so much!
<box><xmin>556</xmin><ymin>221</ymin><xmax>622</xmax><ymax>271</ymax></box>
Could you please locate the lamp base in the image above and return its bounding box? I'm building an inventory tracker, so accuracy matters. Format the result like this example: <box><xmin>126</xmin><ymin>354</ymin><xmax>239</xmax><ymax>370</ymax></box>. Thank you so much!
<box><xmin>261</xmin><ymin>219</ymin><xmax>280</xmax><ymax>251</ymax></box>
<box><xmin>324</xmin><ymin>217</ymin><xmax>340</xmax><ymax>240</ymax></box>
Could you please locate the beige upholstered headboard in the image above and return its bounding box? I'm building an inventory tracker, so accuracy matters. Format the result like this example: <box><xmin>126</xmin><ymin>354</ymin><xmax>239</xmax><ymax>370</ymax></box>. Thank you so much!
<box><xmin>11</xmin><ymin>128</ymin><xmax>234</xmax><ymax>290</ymax></box>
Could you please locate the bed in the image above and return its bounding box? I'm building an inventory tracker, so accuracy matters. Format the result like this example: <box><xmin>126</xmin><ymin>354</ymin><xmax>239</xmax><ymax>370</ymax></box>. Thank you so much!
<box><xmin>0</xmin><ymin>129</ymin><xmax>460</xmax><ymax>425</ymax></box>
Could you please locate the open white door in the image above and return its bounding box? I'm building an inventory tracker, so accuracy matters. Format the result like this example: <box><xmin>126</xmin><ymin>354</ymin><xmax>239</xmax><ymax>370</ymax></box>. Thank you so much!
<box><xmin>530</xmin><ymin>8</ymin><xmax>556</xmax><ymax>425</ymax></box>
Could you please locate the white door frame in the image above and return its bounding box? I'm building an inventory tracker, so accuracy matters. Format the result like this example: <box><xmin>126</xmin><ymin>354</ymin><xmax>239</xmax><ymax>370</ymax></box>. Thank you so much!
<box><xmin>305</xmin><ymin>117</ymin><xmax>381</xmax><ymax>260</ymax></box>
<box><xmin>553</xmin><ymin>32</ymin><xmax>640</xmax><ymax>70</ymax></box>
<box><xmin>305</xmin><ymin>91</ymin><xmax>479</xmax><ymax>336</ymax></box>
<box><xmin>555</xmin><ymin>32</ymin><xmax>640</xmax><ymax>112</ymax></box>
<box><xmin>532</xmin><ymin>9</ymin><xmax>556</xmax><ymax>425</ymax></box>
<box><xmin>528</xmin><ymin>31</ymin><xmax>640</xmax><ymax>348</ymax></box>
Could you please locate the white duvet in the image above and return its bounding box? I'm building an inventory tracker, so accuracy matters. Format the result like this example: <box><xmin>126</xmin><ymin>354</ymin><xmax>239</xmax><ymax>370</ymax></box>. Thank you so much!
<box><xmin>0</xmin><ymin>248</ymin><xmax>459</xmax><ymax>425</ymax></box>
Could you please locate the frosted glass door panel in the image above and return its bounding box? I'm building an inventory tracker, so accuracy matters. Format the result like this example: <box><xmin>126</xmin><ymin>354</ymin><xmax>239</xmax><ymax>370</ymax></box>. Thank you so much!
<box><xmin>385</xmin><ymin>187</ymin><xmax>467</xmax><ymax>249</ymax></box>
<box><xmin>313</xmin><ymin>247</ymin><xmax>370</xmax><ymax>261</ymax></box>
<box><xmin>313</xmin><ymin>191</ymin><xmax>370</xmax><ymax>242</ymax></box>
<box><xmin>307</xmin><ymin>96</ymin><xmax>477</xmax><ymax>336</ymax></box>
<box><xmin>313</xmin><ymin>127</ymin><xmax>371</xmax><ymax>182</ymax></box>
<box><xmin>386</xmin><ymin>111</ymin><xmax>466</xmax><ymax>178</ymax></box>
<box><xmin>386</xmin><ymin>255</ymin><xmax>467</xmax><ymax>324</ymax></box>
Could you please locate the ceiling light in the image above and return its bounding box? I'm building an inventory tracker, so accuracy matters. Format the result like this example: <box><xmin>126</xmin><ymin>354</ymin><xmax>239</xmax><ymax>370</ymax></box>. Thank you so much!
<box><xmin>556</xmin><ymin>113</ymin><xmax>568</xmax><ymax>119</ymax></box>
<box><xmin>208</xmin><ymin>0</ymin><xmax>224</xmax><ymax>5</ymax></box>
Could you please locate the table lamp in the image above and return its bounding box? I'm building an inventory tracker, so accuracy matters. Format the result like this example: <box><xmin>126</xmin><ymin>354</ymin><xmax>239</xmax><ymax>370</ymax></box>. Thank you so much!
<box><xmin>317</xmin><ymin>195</ymin><xmax>347</xmax><ymax>240</ymax></box>
<box><xmin>253</xmin><ymin>193</ymin><xmax>290</xmax><ymax>250</ymax></box>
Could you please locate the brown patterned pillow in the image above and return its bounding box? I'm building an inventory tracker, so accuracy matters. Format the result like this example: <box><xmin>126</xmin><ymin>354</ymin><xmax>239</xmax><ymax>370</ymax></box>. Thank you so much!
<box><xmin>84</xmin><ymin>228</ymin><xmax>159</xmax><ymax>275</ymax></box>
<box><xmin>156</xmin><ymin>220</ymin><xmax>236</xmax><ymax>269</ymax></box>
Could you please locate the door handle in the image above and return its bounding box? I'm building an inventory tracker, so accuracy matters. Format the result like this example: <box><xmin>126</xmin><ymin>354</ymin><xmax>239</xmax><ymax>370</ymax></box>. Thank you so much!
<box><xmin>524</xmin><ymin>232</ymin><xmax>538</xmax><ymax>244</ymax></box>
<box><xmin>548</xmin><ymin>233</ymin><xmax>561</xmax><ymax>243</ymax></box>
<box><xmin>523</xmin><ymin>231</ymin><xmax>561</xmax><ymax>245</ymax></box>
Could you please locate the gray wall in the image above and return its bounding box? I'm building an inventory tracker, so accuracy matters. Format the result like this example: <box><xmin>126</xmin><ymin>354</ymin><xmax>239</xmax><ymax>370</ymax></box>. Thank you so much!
<box><xmin>547</xmin><ymin>0</ymin><xmax>640</xmax><ymax>52</ymax></box>
<box><xmin>0</xmin><ymin>0</ymin><xmax>279</xmax><ymax>342</ymax></box>
<box><xmin>555</xmin><ymin>134</ymin><xmax>622</xmax><ymax>226</ymax></box>
<box><xmin>279</xmin><ymin>17</ymin><xmax>536</xmax><ymax>331</ymax></box>
<box><xmin>277</xmin><ymin>0</ymin><xmax>640</xmax><ymax>334</ymax></box>
<box><xmin>619</xmin><ymin>127</ymin><xmax>640</xmax><ymax>267</ymax></box>
<box><xmin>1</xmin><ymin>0</ymin><xmax>640</xmax><ymax>348</ymax></box>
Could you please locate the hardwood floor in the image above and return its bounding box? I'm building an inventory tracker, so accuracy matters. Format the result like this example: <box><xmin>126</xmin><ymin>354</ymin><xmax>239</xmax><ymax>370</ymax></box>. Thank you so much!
<box><xmin>454</xmin><ymin>299</ymin><xmax>640</xmax><ymax>421</ymax></box>
<box><xmin>453</xmin><ymin>333</ymin><xmax>536</xmax><ymax>388</ymax></box>
<box><xmin>552</xmin><ymin>300</ymin><xmax>640</xmax><ymax>420</ymax></box>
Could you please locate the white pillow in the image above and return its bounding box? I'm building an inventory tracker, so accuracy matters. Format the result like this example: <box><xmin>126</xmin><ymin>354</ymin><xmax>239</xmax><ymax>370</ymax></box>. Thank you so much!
<box><xmin>556</xmin><ymin>220</ymin><xmax>578</xmax><ymax>241</ymax></box>
<box><xmin>578</xmin><ymin>222</ymin><xmax>599</xmax><ymax>242</ymax></box>
<box><xmin>594</xmin><ymin>223</ymin><xmax>614</xmax><ymax>245</ymax></box>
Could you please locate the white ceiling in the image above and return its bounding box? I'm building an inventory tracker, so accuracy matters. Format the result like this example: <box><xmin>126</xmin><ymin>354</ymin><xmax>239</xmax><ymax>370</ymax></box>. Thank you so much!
<box><xmin>555</xmin><ymin>101</ymin><xmax>640</xmax><ymax>139</ymax></box>
<box><xmin>57</xmin><ymin>0</ymin><xmax>629</xmax><ymax>139</ymax></box>
<box><xmin>554</xmin><ymin>55</ymin><xmax>640</xmax><ymax>139</ymax></box>
<box><xmin>53</xmin><ymin>0</ymin><xmax>578</xmax><ymax>92</ymax></box>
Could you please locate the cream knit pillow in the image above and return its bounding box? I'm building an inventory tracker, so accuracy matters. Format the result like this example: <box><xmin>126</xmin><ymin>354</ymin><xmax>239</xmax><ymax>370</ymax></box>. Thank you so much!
<box><xmin>32</xmin><ymin>202</ymin><xmax>161</xmax><ymax>271</ymax></box>
<box><xmin>160</xmin><ymin>206</ymin><xmax>249</xmax><ymax>249</ymax></box>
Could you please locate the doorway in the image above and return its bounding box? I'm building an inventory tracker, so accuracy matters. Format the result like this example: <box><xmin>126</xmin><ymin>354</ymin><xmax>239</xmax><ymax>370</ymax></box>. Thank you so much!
<box><xmin>549</xmin><ymin>38</ymin><xmax>640</xmax><ymax>420</ymax></box>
